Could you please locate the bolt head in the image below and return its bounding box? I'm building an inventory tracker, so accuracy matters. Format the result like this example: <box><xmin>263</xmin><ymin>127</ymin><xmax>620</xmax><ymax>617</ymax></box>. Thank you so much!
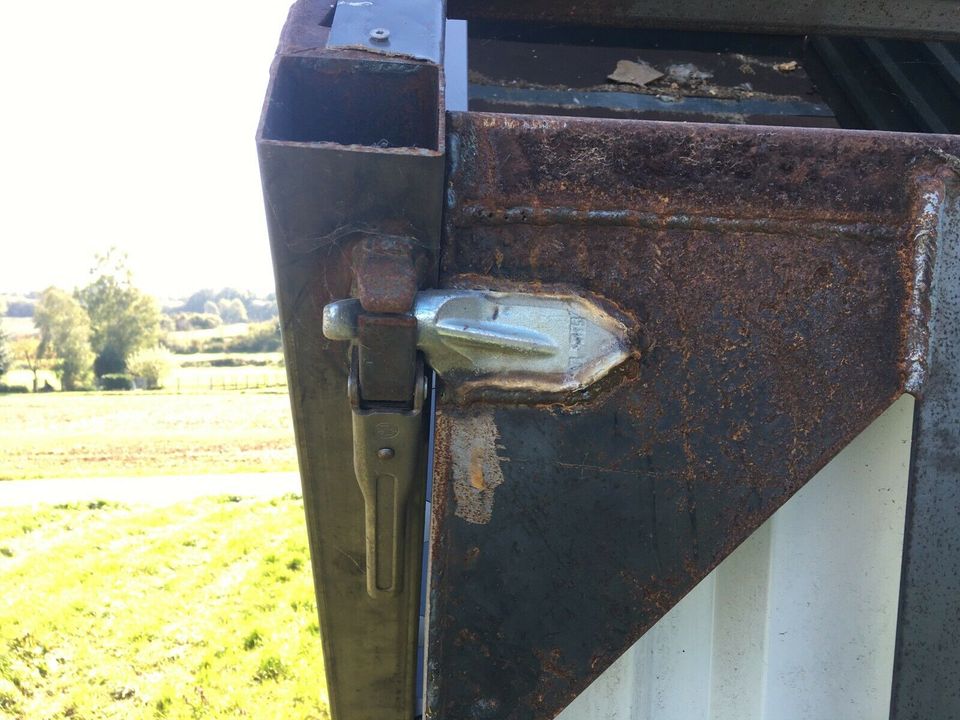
<box><xmin>377</xmin><ymin>447</ymin><xmax>395</xmax><ymax>461</ymax></box>
<box><xmin>369</xmin><ymin>27</ymin><xmax>390</xmax><ymax>42</ymax></box>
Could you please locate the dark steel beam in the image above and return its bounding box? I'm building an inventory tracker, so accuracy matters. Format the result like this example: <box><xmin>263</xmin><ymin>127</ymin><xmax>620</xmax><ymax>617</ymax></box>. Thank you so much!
<box><xmin>447</xmin><ymin>0</ymin><xmax>960</xmax><ymax>42</ymax></box>
<box><xmin>256</xmin><ymin>1</ymin><xmax>445</xmax><ymax>718</ymax></box>
<box><xmin>890</xmin><ymin>174</ymin><xmax>960</xmax><ymax>720</ymax></box>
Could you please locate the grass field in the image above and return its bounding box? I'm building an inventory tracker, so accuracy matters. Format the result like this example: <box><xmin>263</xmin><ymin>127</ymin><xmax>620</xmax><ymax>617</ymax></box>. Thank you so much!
<box><xmin>165</xmin><ymin>323</ymin><xmax>252</xmax><ymax>344</ymax></box>
<box><xmin>0</xmin><ymin>495</ymin><xmax>327</xmax><ymax>720</ymax></box>
<box><xmin>0</xmin><ymin>318</ymin><xmax>252</xmax><ymax>345</ymax></box>
<box><xmin>0</xmin><ymin>317</ymin><xmax>36</xmax><ymax>339</ymax></box>
<box><xmin>1</xmin><ymin>351</ymin><xmax>287</xmax><ymax>395</ymax></box>
<box><xmin>0</xmin><ymin>391</ymin><xmax>297</xmax><ymax>480</ymax></box>
<box><xmin>167</xmin><ymin>353</ymin><xmax>286</xmax><ymax>393</ymax></box>
<box><xmin>0</xmin><ymin>317</ymin><xmax>323</xmax><ymax>718</ymax></box>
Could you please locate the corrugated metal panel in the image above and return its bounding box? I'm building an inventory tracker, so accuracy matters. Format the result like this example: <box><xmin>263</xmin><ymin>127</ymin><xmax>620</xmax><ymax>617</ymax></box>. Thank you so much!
<box><xmin>560</xmin><ymin>394</ymin><xmax>913</xmax><ymax>720</ymax></box>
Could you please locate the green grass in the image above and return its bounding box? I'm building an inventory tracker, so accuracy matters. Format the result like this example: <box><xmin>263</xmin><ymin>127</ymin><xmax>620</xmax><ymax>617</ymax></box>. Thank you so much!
<box><xmin>0</xmin><ymin>391</ymin><xmax>297</xmax><ymax>480</ymax></box>
<box><xmin>1</xmin><ymin>352</ymin><xmax>287</xmax><ymax>394</ymax></box>
<box><xmin>0</xmin><ymin>496</ymin><xmax>327</xmax><ymax>720</ymax></box>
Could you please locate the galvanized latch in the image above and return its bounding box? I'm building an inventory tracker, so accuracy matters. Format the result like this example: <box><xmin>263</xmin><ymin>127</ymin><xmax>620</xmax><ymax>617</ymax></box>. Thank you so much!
<box><xmin>325</xmin><ymin>289</ymin><xmax>632</xmax><ymax>395</ymax></box>
<box><xmin>330</xmin><ymin>287</ymin><xmax>629</xmax><ymax>599</ymax></box>
<box><xmin>341</xmin><ymin>237</ymin><xmax>429</xmax><ymax>599</ymax></box>
<box><xmin>348</xmin><ymin>350</ymin><xmax>427</xmax><ymax>599</ymax></box>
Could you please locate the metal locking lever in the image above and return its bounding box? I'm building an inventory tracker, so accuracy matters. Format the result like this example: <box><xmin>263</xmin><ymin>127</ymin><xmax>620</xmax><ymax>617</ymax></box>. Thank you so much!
<box><xmin>347</xmin><ymin>350</ymin><xmax>427</xmax><ymax>599</ymax></box>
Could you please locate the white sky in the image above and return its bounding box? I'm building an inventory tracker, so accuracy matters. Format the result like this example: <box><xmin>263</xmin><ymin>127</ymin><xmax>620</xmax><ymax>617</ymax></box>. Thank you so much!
<box><xmin>0</xmin><ymin>0</ymin><xmax>294</xmax><ymax>298</ymax></box>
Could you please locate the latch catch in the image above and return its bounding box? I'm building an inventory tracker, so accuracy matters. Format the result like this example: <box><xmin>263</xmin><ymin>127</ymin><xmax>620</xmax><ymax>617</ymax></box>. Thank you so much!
<box><xmin>325</xmin><ymin>289</ymin><xmax>632</xmax><ymax>395</ymax></box>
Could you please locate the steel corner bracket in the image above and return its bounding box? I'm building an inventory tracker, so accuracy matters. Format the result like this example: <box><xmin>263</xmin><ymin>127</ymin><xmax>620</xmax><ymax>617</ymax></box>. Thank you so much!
<box><xmin>425</xmin><ymin>114</ymin><xmax>960</xmax><ymax>720</ymax></box>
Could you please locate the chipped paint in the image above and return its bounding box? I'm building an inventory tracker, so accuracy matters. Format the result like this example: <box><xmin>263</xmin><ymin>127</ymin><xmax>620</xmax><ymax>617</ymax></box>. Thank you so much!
<box><xmin>449</xmin><ymin>412</ymin><xmax>507</xmax><ymax>524</ymax></box>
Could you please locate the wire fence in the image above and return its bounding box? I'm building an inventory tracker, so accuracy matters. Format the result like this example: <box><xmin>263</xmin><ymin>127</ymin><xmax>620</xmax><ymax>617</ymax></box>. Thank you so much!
<box><xmin>169</xmin><ymin>373</ymin><xmax>288</xmax><ymax>393</ymax></box>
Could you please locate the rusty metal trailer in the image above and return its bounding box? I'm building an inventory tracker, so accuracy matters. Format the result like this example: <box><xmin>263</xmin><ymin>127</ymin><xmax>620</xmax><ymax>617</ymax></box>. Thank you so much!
<box><xmin>257</xmin><ymin>3</ymin><xmax>960</xmax><ymax>718</ymax></box>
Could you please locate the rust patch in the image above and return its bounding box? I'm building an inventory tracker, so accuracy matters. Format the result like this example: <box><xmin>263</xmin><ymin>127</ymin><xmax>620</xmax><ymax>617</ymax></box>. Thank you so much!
<box><xmin>469</xmin><ymin>448</ymin><xmax>487</xmax><ymax>489</ymax></box>
<box><xmin>449</xmin><ymin>412</ymin><xmax>507</xmax><ymax>524</ymax></box>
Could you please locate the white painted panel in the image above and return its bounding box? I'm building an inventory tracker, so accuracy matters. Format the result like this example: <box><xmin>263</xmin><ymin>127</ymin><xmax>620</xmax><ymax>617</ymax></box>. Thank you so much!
<box><xmin>709</xmin><ymin>522</ymin><xmax>771</xmax><ymax>720</ymax></box>
<box><xmin>760</xmin><ymin>395</ymin><xmax>913</xmax><ymax>719</ymax></box>
<box><xmin>561</xmin><ymin>574</ymin><xmax>717</xmax><ymax>720</ymax></box>
<box><xmin>558</xmin><ymin>394</ymin><xmax>913</xmax><ymax>720</ymax></box>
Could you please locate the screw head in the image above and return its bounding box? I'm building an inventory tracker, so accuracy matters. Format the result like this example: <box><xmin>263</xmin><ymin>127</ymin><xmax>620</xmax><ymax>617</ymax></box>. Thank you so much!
<box><xmin>369</xmin><ymin>27</ymin><xmax>390</xmax><ymax>42</ymax></box>
<box><xmin>377</xmin><ymin>447</ymin><xmax>395</xmax><ymax>461</ymax></box>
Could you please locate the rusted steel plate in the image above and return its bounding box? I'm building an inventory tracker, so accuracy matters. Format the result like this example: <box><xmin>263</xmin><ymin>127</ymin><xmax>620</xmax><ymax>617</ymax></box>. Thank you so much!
<box><xmin>447</xmin><ymin>0</ymin><xmax>960</xmax><ymax>42</ymax></box>
<box><xmin>426</xmin><ymin>113</ymin><xmax>960</xmax><ymax>720</ymax></box>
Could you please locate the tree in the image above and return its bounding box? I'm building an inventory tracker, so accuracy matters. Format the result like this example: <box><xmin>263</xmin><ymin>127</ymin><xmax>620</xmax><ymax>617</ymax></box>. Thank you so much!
<box><xmin>180</xmin><ymin>287</ymin><xmax>265</xmax><ymax>318</ymax></box>
<box><xmin>217</xmin><ymin>297</ymin><xmax>248</xmax><ymax>324</ymax></box>
<box><xmin>76</xmin><ymin>249</ymin><xmax>161</xmax><ymax>376</ymax></box>
<box><xmin>12</xmin><ymin>337</ymin><xmax>44</xmax><ymax>392</ymax></box>
<box><xmin>0</xmin><ymin>324</ymin><xmax>10</xmax><ymax>378</ymax></box>
<box><xmin>181</xmin><ymin>289</ymin><xmax>217</xmax><ymax>314</ymax></box>
<box><xmin>34</xmin><ymin>287</ymin><xmax>94</xmax><ymax>390</ymax></box>
<box><xmin>127</xmin><ymin>346</ymin><xmax>174</xmax><ymax>389</ymax></box>
<box><xmin>227</xmin><ymin>320</ymin><xmax>282</xmax><ymax>352</ymax></box>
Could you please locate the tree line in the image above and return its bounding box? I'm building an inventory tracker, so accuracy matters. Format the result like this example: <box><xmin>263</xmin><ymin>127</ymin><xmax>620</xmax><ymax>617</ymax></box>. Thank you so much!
<box><xmin>9</xmin><ymin>250</ymin><xmax>163</xmax><ymax>390</ymax></box>
<box><xmin>0</xmin><ymin>252</ymin><xmax>282</xmax><ymax>392</ymax></box>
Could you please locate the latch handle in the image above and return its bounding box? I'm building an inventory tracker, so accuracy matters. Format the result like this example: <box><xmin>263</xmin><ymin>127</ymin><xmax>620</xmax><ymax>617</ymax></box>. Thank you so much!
<box><xmin>348</xmin><ymin>352</ymin><xmax>428</xmax><ymax>598</ymax></box>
